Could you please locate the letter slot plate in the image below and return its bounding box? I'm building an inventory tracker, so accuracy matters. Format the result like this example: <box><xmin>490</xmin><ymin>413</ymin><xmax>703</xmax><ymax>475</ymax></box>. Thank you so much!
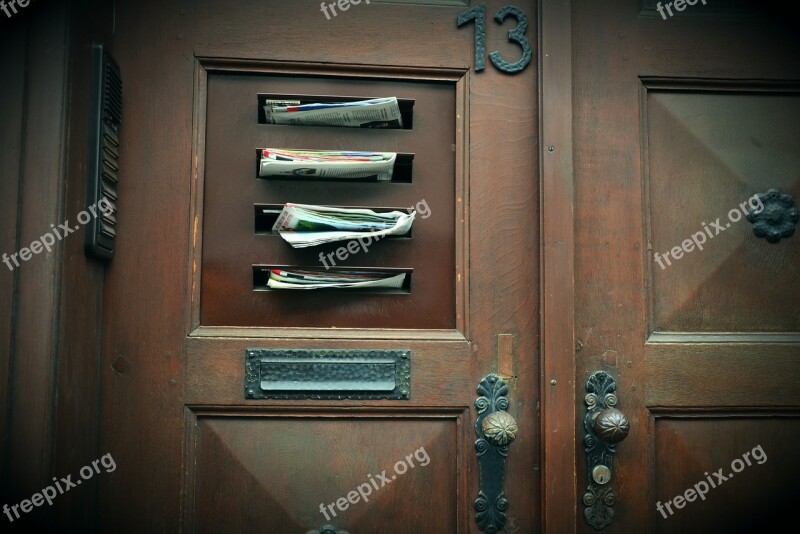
<box><xmin>245</xmin><ymin>349</ymin><xmax>410</xmax><ymax>400</ymax></box>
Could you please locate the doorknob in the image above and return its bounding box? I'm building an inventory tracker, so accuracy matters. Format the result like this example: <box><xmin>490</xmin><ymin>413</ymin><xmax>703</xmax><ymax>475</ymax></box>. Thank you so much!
<box><xmin>482</xmin><ymin>410</ymin><xmax>519</xmax><ymax>447</ymax></box>
<box><xmin>593</xmin><ymin>408</ymin><xmax>630</xmax><ymax>444</ymax></box>
<box><xmin>474</xmin><ymin>374</ymin><xmax>518</xmax><ymax>533</ymax></box>
<box><xmin>583</xmin><ymin>371</ymin><xmax>628</xmax><ymax>529</ymax></box>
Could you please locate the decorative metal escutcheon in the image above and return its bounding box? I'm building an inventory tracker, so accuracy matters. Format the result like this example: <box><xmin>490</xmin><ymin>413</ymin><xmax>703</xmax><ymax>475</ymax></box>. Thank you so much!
<box><xmin>584</xmin><ymin>371</ymin><xmax>630</xmax><ymax>530</ymax></box>
<box><xmin>474</xmin><ymin>374</ymin><xmax>518</xmax><ymax>533</ymax></box>
<box><xmin>746</xmin><ymin>188</ymin><xmax>798</xmax><ymax>243</ymax></box>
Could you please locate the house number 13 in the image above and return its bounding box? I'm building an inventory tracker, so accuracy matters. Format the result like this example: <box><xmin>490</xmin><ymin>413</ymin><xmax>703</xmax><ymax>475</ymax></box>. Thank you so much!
<box><xmin>457</xmin><ymin>4</ymin><xmax>532</xmax><ymax>74</ymax></box>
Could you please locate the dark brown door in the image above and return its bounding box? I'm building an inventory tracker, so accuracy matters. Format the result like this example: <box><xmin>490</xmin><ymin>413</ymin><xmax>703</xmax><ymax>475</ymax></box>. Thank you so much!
<box><xmin>572</xmin><ymin>1</ymin><xmax>800</xmax><ymax>532</ymax></box>
<box><xmin>98</xmin><ymin>1</ymin><xmax>539</xmax><ymax>533</ymax></box>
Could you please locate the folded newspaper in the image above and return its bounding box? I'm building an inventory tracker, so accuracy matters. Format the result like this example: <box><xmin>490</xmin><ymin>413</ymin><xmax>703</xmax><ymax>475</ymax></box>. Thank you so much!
<box><xmin>259</xmin><ymin>149</ymin><xmax>397</xmax><ymax>181</ymax></box>
<box><xmin>270</xmin><ymin>203</ymin><xmax>415</xmax><ymax>248</ymax></box>
<box><xmin>263</xmin><ymin>97</ymin><xmax>403</xmax><ymax>128</ymax></box>
<box><xmin>267</xmin><ymin>269</ymin><xmax>406</xmax><ymax>290</ymax></box>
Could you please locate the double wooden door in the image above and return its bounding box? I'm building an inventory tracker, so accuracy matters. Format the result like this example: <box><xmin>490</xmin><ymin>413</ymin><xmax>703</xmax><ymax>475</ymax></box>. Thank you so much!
<box><xmin>94</xmin><ymin>1</ymin><xmax>800</xmax><ymax>533</ymax></box>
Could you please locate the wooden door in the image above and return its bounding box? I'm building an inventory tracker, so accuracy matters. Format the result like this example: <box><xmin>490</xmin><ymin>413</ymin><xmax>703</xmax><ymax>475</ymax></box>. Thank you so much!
<box><xmin>98</xmin><ymin>1</ymin><xmax>539</xmax><ymax>533</ymax></box>
<box><xmin>569</xmin><ymin>1</ymin><xmax>800</xmax><ymax>532</ymax></box>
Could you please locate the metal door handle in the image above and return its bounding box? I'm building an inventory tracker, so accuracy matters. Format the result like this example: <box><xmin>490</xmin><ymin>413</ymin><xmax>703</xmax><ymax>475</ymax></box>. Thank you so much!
<box><xmin>583</xmin><ymin>371</ymin><xmax>629</xmax><ymax>529</ymax></box>
<box><xmin>474</xmin><ymin>374</ymin><xmax>518</xmax><ymax>533</ymax></box>
<box><xmin>593</xmin><ymin>408</ymin><xmax>630</xmax><ymax>444</ymax></box>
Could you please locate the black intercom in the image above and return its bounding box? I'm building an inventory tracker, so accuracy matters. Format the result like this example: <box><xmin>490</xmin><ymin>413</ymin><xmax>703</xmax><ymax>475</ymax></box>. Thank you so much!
<box><xmin>84</xmin><ymin>43</ymin><xmax>121</xmax><ymax>260</ymax></box>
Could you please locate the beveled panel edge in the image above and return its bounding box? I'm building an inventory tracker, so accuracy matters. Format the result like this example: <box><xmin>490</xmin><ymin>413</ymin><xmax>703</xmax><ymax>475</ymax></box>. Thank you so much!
<box><xmin>639</xmin><ymin>76</ymin><xmax>800</xmax><ymax>94</ymax></box>
<box><xmin>638</xmin><ymin>0</ymin><xmax>776</xmax><ymax>20</ymax></box>
<box><xmin>370</xmin><ymin>0</ymin><xmax>469</xmax><ymax>5</ymax></box>
<box><xmin>188</xmin><ymin>59</ymin><xmax>209</xmax><ymax>336</ymax></box>
<box><xmin>646</xmin><ymin>332</ymin><xmax>800</xmax><ymax>344</ymax></box>
<box><xmin>198</xmin><ymin>57</ymin><xmax>468</xmax><ymax>82</ymax></box>
<box><xmin>185</xmin><ymin>405</ymin><xmax>469</xmax><ymax>416</ymax></box>
<box><xmin>649</xmin><ymin>407</ymin><xmax>800</xmax><ymax>416</ymax></box>
<box><xmin>188</xmin><ymin>325</ymin><xmax>469</xmax><ymax>342</ymax></box>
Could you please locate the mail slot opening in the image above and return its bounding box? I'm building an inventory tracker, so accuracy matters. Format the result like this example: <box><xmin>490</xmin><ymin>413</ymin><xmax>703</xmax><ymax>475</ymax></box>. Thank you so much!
<box><xmin>254</xmin><ymin>204</ymin><xmax>414</xmax><ymax>239</ymax></box>
<box><xmin>257</xmin><ymin>93</ymin><xmax>415</xmax><ymax>129</ymax></box>
<box><xmin>253</xmin><ymin>265</ymin><xmax>413</xmax><ymax>294</ymax></box>
<box><xmin>256</xmin><ymin>150</ymin><xmax>414</xmax><ymax>183</ymax></box>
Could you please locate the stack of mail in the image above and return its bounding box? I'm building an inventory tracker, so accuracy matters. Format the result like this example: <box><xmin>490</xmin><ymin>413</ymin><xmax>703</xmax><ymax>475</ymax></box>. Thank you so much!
<box><xmin>263</xmin><ymin>97</ymin><xmax>403</xmax><ymax>128</ymax></box>
<box><xmin>267</xmin><ymin>269</ymin><xmax>406</xmax><ymax>290</ymax></box>
<box><xmin>259</xmin><ymin>149</ymin><xmax>397</xmax><ymax>181</ymax></box>
<box><xmin>269</xmin><ymin>203</ymin><xmax>415</xmax><ymax>248</ymax></box>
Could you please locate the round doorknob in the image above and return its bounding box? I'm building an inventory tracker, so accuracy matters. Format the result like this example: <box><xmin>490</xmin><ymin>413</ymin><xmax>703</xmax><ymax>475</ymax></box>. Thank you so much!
<box><xmin>593</xmin><ymin>408</ymin><xmax>629</xmax><ymax>443</ymax></box>
<box><xmin>482</xmin><ymin>411</ymin><xmax>518</xmax><ymax>447</ymax></box>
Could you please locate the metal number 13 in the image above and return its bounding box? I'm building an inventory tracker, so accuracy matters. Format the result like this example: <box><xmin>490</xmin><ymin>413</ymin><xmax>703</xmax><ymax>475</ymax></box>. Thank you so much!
<box><xmin>457</xmin><ymin>4</ymin><xmax>532</xmax><ymax>74</ymax></box>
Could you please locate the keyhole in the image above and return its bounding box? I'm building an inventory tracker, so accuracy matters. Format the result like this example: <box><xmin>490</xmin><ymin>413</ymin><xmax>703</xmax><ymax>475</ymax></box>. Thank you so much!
<box><xmin>592</xmin><ymin>465</ymin><xmax>611</xmax><ymax>485</ymax></box>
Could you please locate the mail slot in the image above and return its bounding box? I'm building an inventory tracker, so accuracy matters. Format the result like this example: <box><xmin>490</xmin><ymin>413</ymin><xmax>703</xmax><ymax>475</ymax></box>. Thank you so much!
<box><xmin>245</xmin><ymin>349</ymin><xmax>411</xmax><ymax>400</ymax></box>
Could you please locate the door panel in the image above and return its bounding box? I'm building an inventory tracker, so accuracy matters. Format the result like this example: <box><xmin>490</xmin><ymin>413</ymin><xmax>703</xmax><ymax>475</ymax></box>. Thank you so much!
<box><xmin>652</xmin><ymin>417</ymin><xmax>800</xmax><ymax>532</ymax></box>
<box><xmin>573</xmin><ymin>1</ymin><xmax>800</xmax><ymax>532</ymax></box>
<box><xmin>646</xmin><ymin>88</ymin><xmax>800</xmax><ymax>332</ymax></box>
<box><xmin>201</xmin><ymin>73</ymin><xmax>457</xmax><ymax>329</ymax></box>
<box><xmin>100</xmin><ymin>1</ymin><xmax>539</xmax><ymax>533</ymax></box>
<box><xmin>191</xmin><ymin>414</ymin><xmax>461</xmax><ymax>533</ymax></box>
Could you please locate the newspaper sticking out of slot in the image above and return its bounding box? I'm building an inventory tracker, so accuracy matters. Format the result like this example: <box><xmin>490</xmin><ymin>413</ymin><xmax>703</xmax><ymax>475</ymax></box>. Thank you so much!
<box><xmin>259</xmin><ymin>149</ymin><xmax>397</xmax><ymax>181</ymax></box>
<box><xmin>270</xmin><ymin>203</ymin><xmax>415</xmax><ymax>248</ymax></box>
<box><xmin>266</xmin><ymin>269</ymin><xmax>406</xmax><ymax>290</ymax></box>
<box><xmin>263</xmin><ymin>97</ymin><xmax>403</xmax><ymax>128</ymax></box>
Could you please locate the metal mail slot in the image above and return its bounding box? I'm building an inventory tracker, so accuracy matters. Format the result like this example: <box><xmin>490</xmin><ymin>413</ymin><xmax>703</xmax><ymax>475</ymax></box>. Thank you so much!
<box><xmin>245</xmin><ymin>349</ymin><xmax>411</xmax><ymax>400</ymax></box>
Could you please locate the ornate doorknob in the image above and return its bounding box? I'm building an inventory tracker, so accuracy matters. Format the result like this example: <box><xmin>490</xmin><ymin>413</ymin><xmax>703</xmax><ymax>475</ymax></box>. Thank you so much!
<box><xmin>481</xmin><ymin>410</ymin><xmax>519</xmax><ymax>447</ymax></box>
<box><xmin>593</xmin><ymin>408</ymin><xmax>629</xmax><ymax>444</ymax></box>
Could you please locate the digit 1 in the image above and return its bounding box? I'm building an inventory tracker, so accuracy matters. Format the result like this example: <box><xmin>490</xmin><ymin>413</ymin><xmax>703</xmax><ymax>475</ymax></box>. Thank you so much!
<box><xmin>457</xmin><ymin>4</ymin><xmax>487</xmax><ymax>72</ymax></box>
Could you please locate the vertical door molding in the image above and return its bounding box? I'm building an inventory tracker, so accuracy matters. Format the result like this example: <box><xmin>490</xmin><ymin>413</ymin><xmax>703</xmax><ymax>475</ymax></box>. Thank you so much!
<box><xmin>539</xmin><ymin>0</ymin><xmax>577</xmax><ymax>532</ymax></box>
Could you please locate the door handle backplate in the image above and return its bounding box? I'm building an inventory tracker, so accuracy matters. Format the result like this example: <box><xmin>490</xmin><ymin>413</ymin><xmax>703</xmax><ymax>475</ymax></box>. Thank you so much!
<box><xmin>474</xmin><ymin>374</ymin><xmax>518</xmax><ymax>534</ymax></box>
<box><xmin>583</xmin><ymin>371</ymin><xmax>629</xmax><ymax>530</ymax></box>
